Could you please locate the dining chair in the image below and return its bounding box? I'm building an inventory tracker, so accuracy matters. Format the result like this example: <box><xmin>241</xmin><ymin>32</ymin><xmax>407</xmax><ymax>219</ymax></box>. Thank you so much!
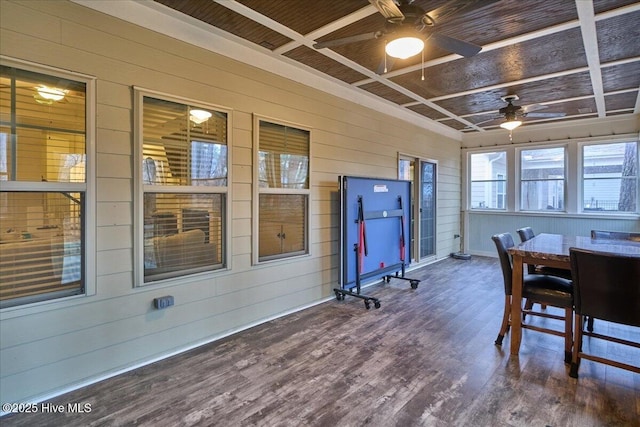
<box><xmin>584</xmin><ymin>230</ymin><xmax>640</xmax><ymax>330</ymax></box>
<box><xmin>492</xmin><ymin>232</ymin><xmax>574</xmax><ymax>363</ymax></box>
<box><xmin>516</xmin><ymin>227</ymin><xmax>572</xmax><ymax>316</ymax></box>
<box><xmin>568</xmin><ymin>248</ymin><xmax>640</xmax><ymax>378</ymax></box>
<box><xmin>591</xmin><ymin>229</ymin><xmax>640</xmax><ymax>242</ymax></box>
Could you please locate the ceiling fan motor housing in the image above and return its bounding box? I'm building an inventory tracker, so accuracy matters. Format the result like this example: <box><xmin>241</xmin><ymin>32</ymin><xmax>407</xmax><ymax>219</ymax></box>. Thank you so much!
<box><xmin>385</xmin><ymin>3</ymin><xmax>427</xmax><ymax>34</ymax></box>
<box><xmin>398</xmin><ymin>3</ymin><xmax>427</xmax><ymax>23</ymax></box>
<box><xmin>499</xmin><ymin>96</ymin><xmax>523</xmax><ymax>119</ymax></box>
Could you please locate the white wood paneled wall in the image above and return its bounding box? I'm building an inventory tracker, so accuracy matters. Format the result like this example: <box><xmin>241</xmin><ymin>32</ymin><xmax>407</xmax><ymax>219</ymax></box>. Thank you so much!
<box><xmin>0</xmin><ymin>0</ymin><xmax>461</xmax><ymax>404</ymax></box>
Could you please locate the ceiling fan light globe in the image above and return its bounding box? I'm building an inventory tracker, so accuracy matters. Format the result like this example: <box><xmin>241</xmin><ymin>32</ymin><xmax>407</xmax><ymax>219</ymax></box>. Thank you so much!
<box><xmin>189</xmin><ymin>109</ymin><xmax>212</xmax><ymax>124</ymax></box>
<box><xmin>385</xmin><ymin>37</ymin><xmax>424</xmax><ymax>59</ymax></box>
<box><xmin>36</xmin><ymin>86</ymin><xmax>67</xmax><ymax>101</ymax></box>
<box><xmin>500</xmin><ymin>120</ymin><xmax>522</xmax><ymax>131</ymax></box>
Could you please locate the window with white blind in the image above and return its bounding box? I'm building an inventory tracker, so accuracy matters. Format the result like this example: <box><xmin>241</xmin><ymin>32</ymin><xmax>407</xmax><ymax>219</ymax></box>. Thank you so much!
<box><xmin>137</xmin><ymin>92</ymin><xmax>228</xmax><ymax>284</ymax></box>
<box><xmin>256</xmin><ymin>119</ymin><xmax>309</xmax><ymax>262</ymax></box>
<box><xmin>0</xmin><ymin>60</ymin><xmax>92</xmax><ymax>308</ymax></box>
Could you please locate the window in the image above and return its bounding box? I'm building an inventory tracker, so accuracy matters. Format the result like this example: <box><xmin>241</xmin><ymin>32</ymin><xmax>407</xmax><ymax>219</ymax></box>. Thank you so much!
<box><xmin>469</xmin><ymin>151</ymin><xmax>507</xmax><ymax>209</ymax></box>
<box><xmin>520</xmin><ymin>147</ymin><xmax>565</xmax><ymax>211</ymax></box>
<box><xmin>398</xmin><ymin>158</ymin><xmax>413</xmax><ymax>181</ymax></box>
<box><xmin>582</xmin><ymin>141</ymin><xmax>637</xmax><ymax>212</ymax></box>
<box><xmin>137</xmin><ymin>92</ymin><xmax>228</xmax><ymax>283</ymax></box>
<box><xmin>0</xmin><ymin>60</ymin><xmax>93</xmax><ymax>308</ymax></box>
<box><xmin>256</xmin><ymin>119</ymin><xmax>309</xmax><ymax>262</ymax></box>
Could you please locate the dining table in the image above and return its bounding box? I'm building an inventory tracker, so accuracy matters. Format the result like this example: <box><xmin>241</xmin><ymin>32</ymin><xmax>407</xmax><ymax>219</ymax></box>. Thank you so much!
<box><xmin>507</xmin><ymin>233</ymin><xmax>640</xmax><ymax>356</ymax></box>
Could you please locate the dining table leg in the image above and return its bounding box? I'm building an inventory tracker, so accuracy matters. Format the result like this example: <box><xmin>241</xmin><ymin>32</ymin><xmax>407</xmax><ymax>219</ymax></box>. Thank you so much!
<box><xmin>510</xmin><ymin>253</ymin><xmax>524</xmax><ymax>355</ymax></box>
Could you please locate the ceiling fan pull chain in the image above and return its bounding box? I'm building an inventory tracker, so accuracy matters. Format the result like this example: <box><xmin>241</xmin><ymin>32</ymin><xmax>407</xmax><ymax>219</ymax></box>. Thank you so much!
<box><xmin>384</xmin><ymin>41</ymin><xmax>388</xmax><ymax>73</ymax></box>
<box><xmin>421</xmin><ymin>49</ymin><xmax>425</xmax><ymax>81</ymax></box>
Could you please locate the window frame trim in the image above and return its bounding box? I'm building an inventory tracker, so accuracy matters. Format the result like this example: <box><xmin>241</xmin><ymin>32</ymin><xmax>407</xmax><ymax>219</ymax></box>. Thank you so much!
<box><xmin>0</xmin><ymin>56</ymin><xmax>96</xmax><ymax>314</ymax></box>
<box><xmin>252</xmin><ymin>114</ymin><xmax>312</xmax><ymax>265</ymax></box>
<box><xmin>133</xmin><ymin>87</ymin><xmax>232</xmax><ymax>287</ymax></box>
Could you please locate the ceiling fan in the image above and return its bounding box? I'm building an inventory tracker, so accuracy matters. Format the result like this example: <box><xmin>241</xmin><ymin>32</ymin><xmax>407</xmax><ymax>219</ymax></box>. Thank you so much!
<box><xmin>313</xmin><ymin>0</ymin><xmax>498</xmax><ymax>73</ymax></box>
<box><xmin>466</xmin><ymin>94</ymin><xmax>566</xmax><ymax>131</ymax></box>
<box><xmin>475</xmin><ymin>95</ymin><xmax>567</xmax><ymax>131</ymax></box>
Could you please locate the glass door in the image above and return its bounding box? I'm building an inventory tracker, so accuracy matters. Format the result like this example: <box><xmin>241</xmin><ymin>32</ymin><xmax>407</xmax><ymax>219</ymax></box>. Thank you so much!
<box><xmin>420</xmin><ymin>161</ymin><xmax>436</xmax><ymax>258</ymax></box>
<box><xmin>399</xmin><ymin>157</ymin><xmax>437</xmax><ymax>262</ymax></box>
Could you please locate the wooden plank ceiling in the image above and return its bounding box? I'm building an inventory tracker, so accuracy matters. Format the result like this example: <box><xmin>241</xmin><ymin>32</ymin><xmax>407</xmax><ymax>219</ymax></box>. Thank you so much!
<box><xmin>150</xmin><ymin>0</ymin><xmax>639</xmax><ymax>133</ymax></box>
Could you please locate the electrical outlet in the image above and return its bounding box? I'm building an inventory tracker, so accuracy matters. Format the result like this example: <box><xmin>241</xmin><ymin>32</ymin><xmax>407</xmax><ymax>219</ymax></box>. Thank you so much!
<box><xmin>153</xmin><ymin>295</ymin><xmax>174</xmax><ymax>309</ymax></box>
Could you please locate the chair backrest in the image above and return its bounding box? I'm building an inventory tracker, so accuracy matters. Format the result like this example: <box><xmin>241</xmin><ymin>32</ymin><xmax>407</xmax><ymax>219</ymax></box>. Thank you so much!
<box><xmin>516</xmin><ymin>227</ymin><xmax>537</xmax><ymax>274</ymax></box>
<box><xmin>591</xmin><ymin>230</ymin><xmax>640</xmax><ymax>242</ymax></box>
<box><xmin>492</xmin><ymin>233</ymin><xmax>515</xmax><ymax>296</ymax></box>
<box><xmin>570</xmin><ymin>248</ymin><xmax>640</xmax><ymax>327</ymax></box>
<box><xmin>517</xmin><ymin>227</ymin><xmax>535</xmax><ymax>243</ymax></box>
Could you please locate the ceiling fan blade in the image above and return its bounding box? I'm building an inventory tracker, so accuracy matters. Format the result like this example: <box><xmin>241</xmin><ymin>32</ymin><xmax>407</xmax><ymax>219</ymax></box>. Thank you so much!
<box><xmin>313</xmin><ymin>32</ymin><xmax>380</xmax><ymax>49</ymax></box>
<box><xmin>424</xmin><ymin>0</ymin><xmax>500</xmax><ymax>24</ymax></box>
<box><xmin>462</xmin><ymin>116</ymin><xmax>500</xmax><ymax>130</ymax></box>
<box><xmin>525</xmin><ymin>112</ymin><xmax>566</xmax><ymax>118</ymax></box>
<box><xmin>428</xmin><ymin>33</ymin><xmax>482</xmax><ymax>57</ymax></box>
<box><xmin>368</xmin><ymin>0</ymin><xmax>404</xmax><ymax>23</ymax></box>
<box><xmin>473</xmin><ymin>117</ymin><xmax>500</xmax><ymax>126</ymax></box>
<box><xmin>522</xmin><ymin>103</ymin><xmax>548</xmax><ymax>113</ymax></box>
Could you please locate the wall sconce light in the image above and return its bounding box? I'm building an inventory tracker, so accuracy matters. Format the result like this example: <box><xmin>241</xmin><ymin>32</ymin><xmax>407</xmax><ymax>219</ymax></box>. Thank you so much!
<box><xmin>189</xmin><ymin>109</ymin><xmax>212</xmax><ymax>124</ymax></box>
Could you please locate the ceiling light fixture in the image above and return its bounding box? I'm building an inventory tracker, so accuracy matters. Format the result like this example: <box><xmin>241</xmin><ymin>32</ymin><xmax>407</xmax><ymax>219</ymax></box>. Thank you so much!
<box><xmin>500</xmin><ymin>119</ymin><xmax>522</xmax><ymax>131</ymax></box>
<box><xmin>36</xmin><ymin>86</ymin><xmax>67</xmax><ymax>102</ymax></box>
<box><xmin>499</xmin><ymin>109</ymin><xmax>522</xmax><ymax>131</ymax></box>
<box><xmin>385</xmin><ymin>36</ymin><xmax>424</xmax><ymax>59</ymax></box>
<box><xmin>189</xmin><ymin>109</ymin><xmax>212</xmax><ymax>124</ymax></box>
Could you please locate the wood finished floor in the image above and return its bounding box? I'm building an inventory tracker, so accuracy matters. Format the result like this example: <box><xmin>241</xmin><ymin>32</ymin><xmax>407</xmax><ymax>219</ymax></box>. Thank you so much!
<box><xmin>3</xmin><ymin>256</ymin><xmax>639</xmax><ymax>426</ymax></box>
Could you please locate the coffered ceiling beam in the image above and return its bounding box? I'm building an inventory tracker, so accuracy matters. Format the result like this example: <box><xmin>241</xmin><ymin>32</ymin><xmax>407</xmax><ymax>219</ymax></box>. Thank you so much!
<box><xmin>576</xmin><ymin>0</ymin><xmax>606</xmax><ymax>118</ymax></box>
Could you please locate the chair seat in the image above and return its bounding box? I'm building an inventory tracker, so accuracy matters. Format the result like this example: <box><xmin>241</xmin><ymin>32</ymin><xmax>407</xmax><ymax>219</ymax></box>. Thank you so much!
<box><xmin>535</xmin><ymin>265</ymin><xmax>572</xmax><ymax>280</ymax></box>
<box><xmin>523</xmin><ymin>275</ymin><xmax>573</xmax><ymax>308</ymax></box>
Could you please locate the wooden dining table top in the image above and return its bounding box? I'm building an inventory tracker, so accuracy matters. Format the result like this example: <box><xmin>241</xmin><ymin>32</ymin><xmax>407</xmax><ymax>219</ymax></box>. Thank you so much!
<box><xmin>508</xmin><ymin>233</ymin><xmax>640</xmax><ymax>264</ymax></box>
